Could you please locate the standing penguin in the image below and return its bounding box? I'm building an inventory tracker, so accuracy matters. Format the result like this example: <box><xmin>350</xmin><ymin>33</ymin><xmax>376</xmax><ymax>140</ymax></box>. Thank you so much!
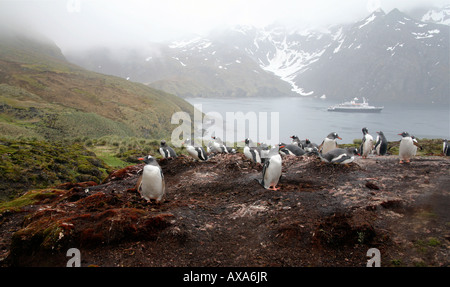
<box><xmin>183</xmin><ymin>138</ymin><xmax>208</xmax><ymax>161</ymax></box>
<box><xmin>360</xmin><ymin>127</ymin><xmax>374</xmax><ymax>159</ymax></box>
<box><xmin>398</xmin><ymin>132</ymin><xmax>421</xmax><ymax>164</ymax></box>
<box><xmin>443</xmin><ymin>139</ymin><xmax>450</xmax><ymax>156</ymax></box>
<box><xmin>159</xmin><ymin>140</ymin><xmax>177</xmax><ymax>159</ymax></box>
<box><xmin>257</xmin><ymin>144</ymin><xmax>284</xmax><ymax>190</ymax></box>
<box><xmin>318</xmin><ymin>132</ymin><xmax>342</xmax><ymax>154</ymax></box>
<box><xmin>257</xmin><ymin>142</ymin><xmax>270</xmax><ymax>163</ymax></box>
<box><xmin>244</xmin><ymin>138</ymin><xmax>261</xmax><ymax>164</ymax></box>
<box><xmin>137</xmin><ymin>155</ymin><xmax>165</xmax><ymax>203</ymax></box>
<box><xmin>374</xmin><ymin>131</ymin><xmax>388</xmax><ymax>156</ymax></box>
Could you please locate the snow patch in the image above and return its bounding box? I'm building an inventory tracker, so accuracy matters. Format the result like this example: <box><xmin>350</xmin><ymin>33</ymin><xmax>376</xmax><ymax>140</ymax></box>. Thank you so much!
<box><xmin>422</xmin><ymin>8</ymin><xmax>450</xmax><ymax>26</ymax></box>
<box><xmin>359</xmin><ymin>14</ymin><xmax>377</xmax><ymax>29</ymax></box>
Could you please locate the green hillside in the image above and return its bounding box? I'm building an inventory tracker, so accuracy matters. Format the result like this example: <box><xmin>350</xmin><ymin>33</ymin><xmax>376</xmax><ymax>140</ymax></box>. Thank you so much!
<box><xmin>0</xmin><ymin>31</ymin><xmax>194</xmax><ymax>141</ymax></box>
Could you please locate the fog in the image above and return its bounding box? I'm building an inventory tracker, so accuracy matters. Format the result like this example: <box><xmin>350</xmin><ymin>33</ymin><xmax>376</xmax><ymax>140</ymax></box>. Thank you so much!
<box><xmin>0</xmin><ymin>0</ymin><xmax>448</xmax><ymax>52</ymax></box>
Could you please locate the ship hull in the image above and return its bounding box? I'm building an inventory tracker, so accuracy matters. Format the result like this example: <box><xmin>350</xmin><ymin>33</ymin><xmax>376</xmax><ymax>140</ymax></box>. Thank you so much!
<box><xmin>327</xmin><ymin>107</ymin><xmax>383</xmax><ymax>113</ymax></box>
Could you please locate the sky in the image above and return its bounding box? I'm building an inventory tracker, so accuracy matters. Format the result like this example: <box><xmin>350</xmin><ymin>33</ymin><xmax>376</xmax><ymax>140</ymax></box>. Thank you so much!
<box><xmin>0</xmin><ymin>0</ymin><xmax>448</xmax><ymax>52</ymax></box>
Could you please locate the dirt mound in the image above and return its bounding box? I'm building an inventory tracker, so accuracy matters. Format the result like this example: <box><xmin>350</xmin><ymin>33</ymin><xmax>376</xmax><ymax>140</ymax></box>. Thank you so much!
<box><xmin>1</xmin><ymin>153</ymin><xmax>449</xmax><ymax>266</ymax></box>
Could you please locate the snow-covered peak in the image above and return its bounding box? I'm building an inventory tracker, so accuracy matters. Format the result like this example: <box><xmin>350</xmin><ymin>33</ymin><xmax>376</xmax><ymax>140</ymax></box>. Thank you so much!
<box><xmin>169</xmin><ymin>37</ymin><xmax>212</xmax><ymax>49</ymax></box>
<box><xmin>421</xmin><ymin>6</ymin><xmax>450</xmax><ymax>26</ymax></box>
<box><xmin>357</xmin><ymin>8</ymin><xmax>386</xmax><ymax>29</ymax></box>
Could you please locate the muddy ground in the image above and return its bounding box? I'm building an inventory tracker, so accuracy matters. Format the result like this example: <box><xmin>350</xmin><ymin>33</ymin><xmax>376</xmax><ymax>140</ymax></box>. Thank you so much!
<box><xmin>0</xmin><ymin>153</ymin><xmax>449</xmax><ymax>267</ymax></box>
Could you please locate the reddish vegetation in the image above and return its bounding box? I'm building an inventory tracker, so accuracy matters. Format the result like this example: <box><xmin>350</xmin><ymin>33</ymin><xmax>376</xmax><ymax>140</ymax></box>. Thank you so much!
<box><xmin>0</xmin><ymin>153</ymin><xmax>449</xmax><ymax>266</ymax></box>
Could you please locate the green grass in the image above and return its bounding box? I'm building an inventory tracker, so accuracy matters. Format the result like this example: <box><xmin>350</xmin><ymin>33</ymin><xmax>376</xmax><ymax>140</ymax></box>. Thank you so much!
<box><xmin>0</xmin><ymin>33</ymin><xmax>195</xmax><ymax>142</ymax></box>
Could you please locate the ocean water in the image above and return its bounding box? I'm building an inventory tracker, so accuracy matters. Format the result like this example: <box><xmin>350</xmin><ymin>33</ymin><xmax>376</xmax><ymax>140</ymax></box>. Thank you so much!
<box><xmin>186</xmin><ymin>97</ymin><xmax>450</xmax><ymax>146</ymax></box>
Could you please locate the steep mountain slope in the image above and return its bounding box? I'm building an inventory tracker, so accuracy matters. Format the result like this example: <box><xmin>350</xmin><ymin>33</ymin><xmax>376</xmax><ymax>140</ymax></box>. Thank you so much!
<box><xmin>66</xmin><ymin>7</ymin><xmax>449</xmax><ymax>104</ymax></box>
<box><xmin>0</xmin><ymin>31</ymin><xmax>194</xmax><ymax>140</ymax></box>
<box><xmin>292</xmin><ymin>8</ymin><xmax>449</xmax><ymax>104</ymax></box>
<box><xmin>66</xmin><ymin>38</ymin><xmax>295</xmax><ymax>98</ymax></box>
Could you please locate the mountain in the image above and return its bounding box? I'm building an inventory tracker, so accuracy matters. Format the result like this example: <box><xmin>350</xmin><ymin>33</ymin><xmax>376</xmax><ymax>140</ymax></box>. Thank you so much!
<box><xmin>66</xmin><ymin>38</ymin><xmax>295</xmax><ymax>98</ymax></box>
<box><xmin>0</xmin><ymin>31</ymin><xmax>194</xmax><ymax>140</ymax></box>
<box><xmin>66</xmin><ymin>7</ymin><xmax>449</xmax><ymax>105</ymax></box>
<box><xmin>287</xmin><ymin>8</ymin><xmax>449</xmax><ymax>104</ymax></box>
<box><xmin>421</xmin><ymin>5</ymin><xmax>450</xmax><ymax>26</ymax></box>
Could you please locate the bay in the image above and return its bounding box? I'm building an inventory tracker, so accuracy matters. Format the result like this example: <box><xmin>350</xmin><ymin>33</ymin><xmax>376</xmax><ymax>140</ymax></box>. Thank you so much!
<box><xmin>186</xmin><ymin>97</ymin><xmax>450</xmax><ymax>145</ymax></box>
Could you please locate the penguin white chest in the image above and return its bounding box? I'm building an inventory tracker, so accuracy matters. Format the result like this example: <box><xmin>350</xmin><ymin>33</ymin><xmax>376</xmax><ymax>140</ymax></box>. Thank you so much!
<box><xmin>264</xmin><ymin>155</ymin><xmax>282</xmax><ymax>188</ymax></box>
<box><xmin>159</xmin><ymin>147</ymin><xmax>167</xmax><ymax>158</ymax></box>
<box><xmin>362</xmin><ymin>134</ymin><xmax>374</xmax><ymax>157</ymax></box>
<box><xmin>322</xmin><ymin>139</ymin><xmax>337</xmax><ymax>154</ymax></box>
<box><xmin>399</xmin><ymin>138</ymin><xmax>416</xmax><ymax>160</ymax></box>
<box><xmin>139</xmin><ymin>165</ymin><xmax>165</xmax><ymax>202</ymax></box>
<box><xmin>244</xmin><ymin>146</ymin><xmax>261</xmax><ymax>163</ymax></box>
<box><xmin>186</xmin><ymin>146</ymin><xmax>200</xmax><ymax>160</ymax></box>
<box><xmin>243</xmin><ymin>146</ymin><xmax>252</xmax><ymax>160</ymax></box>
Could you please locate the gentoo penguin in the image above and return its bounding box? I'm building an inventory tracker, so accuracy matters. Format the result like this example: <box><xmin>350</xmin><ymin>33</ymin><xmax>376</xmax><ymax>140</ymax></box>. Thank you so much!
<box><xmin>443</xmin><ymin>139</ymin><xmax>450</xmax><ymax>156</ymax></box>
<box><xmin>304</xmin><ymin>139</ymin><xmax>319</xmax><ymax>152</ymax></box>
<box><xmin>374</xmin><ymin>131</ymin><xmax>388</xmax><ymax>156</ymax></box>
<box><xmin>210</xmin><ymin>136</ymin><xmax>228</xmax><ymax>154</ymax></box>
<box><xmin>257</xmin><ymin>144</ymin><xmax>284</xmax><ymax>190</ymax></box>
<box><xmin>279</xmin><ymin>142</ymin><xmax>306</xmax><ymax>156</ymax></box>
<box><xmin>257</xmin><ymin>142</ymin><xmax>270</xmax><ymax>163</ymax></box>
<box><xmin>290</xmin><ymin>135</ymin><xmax>302</xmax><ymax>147</ymax></box>
<box><xmin>159</xmin><ymin>140</ymin><xmax>177</xmax><ymax>159</ymax></box>
<box><xmin>398</xmin><ymin>132</ymin><xmax>421</xmax><ymax>163</ymax></box>
<box><xmin>244</xmin><ymin>138</ymin><xmax>261</xmax><ymax>164</ymax></box>
<box><xmin>137</xmin><ymin>155</ymin><xmax>165</xmax><ymax>203</ymax></box>
<box><xmin>318</xmin><ymin>132</ymin><xmax>342</xmax><ymax>154</ymax></box>
<box><xmin>183</xmin><ymin>138</ymin><xmax>208</xmax><ymax>161</ymax></box>
<box><xmin>360</xmin><ymin>127</ymin><xmax>374</xmax><ymax>159</ymax></box>
<box><xmin>319</xmin><ymin>148</ymin><xmax>360</xmax><ymax>164</ymax></box>
<box><xmin>214</xmin><ymin>136</ymin><xmax>236</xmax><ymax>154</ymax></box>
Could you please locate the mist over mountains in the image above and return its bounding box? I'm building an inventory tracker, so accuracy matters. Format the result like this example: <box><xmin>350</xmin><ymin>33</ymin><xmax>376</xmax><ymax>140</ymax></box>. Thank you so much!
<box><xmin>66</xmin><ymin>6</ymin><xmax>449</xmax><ymax>105</ymax></box>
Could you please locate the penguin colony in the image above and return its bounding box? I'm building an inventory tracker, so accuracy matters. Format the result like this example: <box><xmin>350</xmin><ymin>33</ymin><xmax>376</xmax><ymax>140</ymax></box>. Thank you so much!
<box><xmin>136</xmin><ymin>131</ymin><xmax>446</xmax><ymax>202</ymax></box>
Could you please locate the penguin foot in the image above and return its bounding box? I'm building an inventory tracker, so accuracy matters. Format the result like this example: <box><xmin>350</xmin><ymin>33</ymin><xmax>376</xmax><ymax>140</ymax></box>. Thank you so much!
<box><xmin>268</xmin><ymin>186</ymin><xmax>280</xmax><ymax>191</ymax></box>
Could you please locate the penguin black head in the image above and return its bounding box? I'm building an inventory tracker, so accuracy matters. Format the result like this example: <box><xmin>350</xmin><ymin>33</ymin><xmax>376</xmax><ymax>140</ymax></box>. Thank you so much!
<box><xmin>348</xmin><ymin>148</ymin><xmax>360</xmax><ymax>156</ymax></box>
<box><xmin>160</xmin><ymin>140</ymin><xmax>167</xmax><ymax>146</ymax></box>
<box><xmin>245</xmin><ymin>138</ymin><xmax>250</xmax><ymax>145</ymax></box>
<box><xmin>138</xmin><ymin>155</ymin><xmax>158</xmax><ymax>165</ymax></box>
<box><xmin>290</xmin><ymin>135</ymin><xmax>299</xmax><ymax>140</ymax></box>
<box><xmin>398</xmin><ymin>132</ymin><xmax>410</xmax><ymax>137</ymax></box>
<box><xmin>376</xmin><ymin>131</ymin><xmax>384</xmax><ymax>136</ymax></box>
<box><xmin>328</xmin><ymin>132</ymin><xmax>342</xmax><ymax>140</ymax></box>
<box><xmin>362</xmin><ymin>127</ymin><xmax>368</xmax><ymax>135</ymax></box>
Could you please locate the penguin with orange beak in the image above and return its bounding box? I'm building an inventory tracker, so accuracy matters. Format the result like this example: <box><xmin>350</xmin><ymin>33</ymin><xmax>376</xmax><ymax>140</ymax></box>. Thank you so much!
<box><xmin>318</xmin><ymin>132</ymin><xmax>342</xmax><ymax>154</ymax></box>
<box><xmin>257</xmin><ymin>143</ymin><xmax>284</xmax><ymax>191</ymax></box>
<box><xmin>137</xmin><ymin>155</ymin><xmax>165</xmax><ymax>203</ymax></box>
<box><xmin>398</xmin><ymin>132</ymin><xmax>422</xmax><ymax>163</ymax></box>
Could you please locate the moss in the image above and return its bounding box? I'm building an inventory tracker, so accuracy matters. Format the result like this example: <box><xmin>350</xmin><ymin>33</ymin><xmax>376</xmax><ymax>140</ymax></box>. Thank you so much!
<box><xmin>0</xmin><ymin>138</ymin><xmax>110</xmax><ymax>200</ymax></box>
<box><xmin>0</xmin><ymin>189</ymin><xmax>61</xmax><ymax>213</ymax></box>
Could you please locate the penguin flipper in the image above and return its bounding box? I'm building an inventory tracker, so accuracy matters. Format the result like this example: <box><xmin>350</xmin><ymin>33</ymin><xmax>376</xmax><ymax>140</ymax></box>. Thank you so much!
<box><xmin>318</xmin><ymin>141</ymin><xmax>324</xmax><ymax>153</ymax></box>
<box><xmin>331</xmin><ymin>154</ymin><xmax>352</xmax><ymax>164</ymax></box>
<box><xmin>255</xmin><ymin>178</ymin><xmax>265</xmax><ymax>187</ymax></box>
<box><xmin>135</xmin><ymin>175</ymin><xmax>143</xmax><ymax>193</ymax></box>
